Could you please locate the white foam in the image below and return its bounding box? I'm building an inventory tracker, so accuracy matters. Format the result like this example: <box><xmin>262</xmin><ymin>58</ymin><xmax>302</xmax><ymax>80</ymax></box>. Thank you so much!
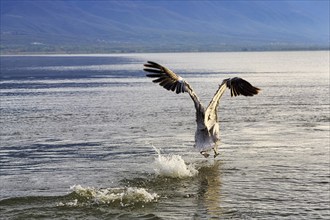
<box><xmin>153</xmin><ymin>146</ymin><xmax>198</xmax><ymax>178</ymax></box>
<box><xmin>61</xmin><ymin>185</ymin><xmax>158</xmax><ymax>207</ymax></box>
<box><xmin>57</xmin><ymin>199</ymin><xmax>78</xmax><ymax>207</ymax></box>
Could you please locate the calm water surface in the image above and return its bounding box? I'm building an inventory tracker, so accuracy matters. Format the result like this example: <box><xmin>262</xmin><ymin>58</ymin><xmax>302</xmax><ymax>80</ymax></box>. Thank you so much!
<box><xmin>0</xmin><ymin>51</ymin><xmax>329</xmax><ymax>219</ymax></box>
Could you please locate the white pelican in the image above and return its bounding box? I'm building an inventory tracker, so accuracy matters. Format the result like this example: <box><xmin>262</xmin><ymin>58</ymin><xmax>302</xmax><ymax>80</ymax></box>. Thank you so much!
<box><xmin>144</xmin><ymin>61</ymin><xmax>260</xmax><ymax>158</ymax></box>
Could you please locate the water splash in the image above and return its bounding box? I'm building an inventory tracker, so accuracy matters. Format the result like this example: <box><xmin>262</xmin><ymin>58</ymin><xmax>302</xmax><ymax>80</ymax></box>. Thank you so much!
<box><xmin>153</xmin><ymin>146</ymin><xmax>198</xmax><ymax>178</ymax></box>
<box><xmin>58</xmin><ymin>185</ymin><xmax>158</xmax><ymax>207</ymax></box>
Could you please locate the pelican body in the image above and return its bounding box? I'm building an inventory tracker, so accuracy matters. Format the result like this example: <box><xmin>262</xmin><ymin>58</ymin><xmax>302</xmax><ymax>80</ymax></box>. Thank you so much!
<box><xmin>144</xmin><ymin>61</ymin><xmax>260</xmax><ymax>158</ymax></box>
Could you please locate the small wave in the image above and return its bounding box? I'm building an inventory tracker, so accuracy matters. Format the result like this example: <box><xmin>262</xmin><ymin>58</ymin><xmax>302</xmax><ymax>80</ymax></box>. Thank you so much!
<box><xmin>153</xmin><ymin>146</ymin><xmax>198</xmax><ymax>178</ymax></box>
<box><xmin>57</xmin><ymin>185</ymin><xmax>158</xmax><ymax>207</ymax></box>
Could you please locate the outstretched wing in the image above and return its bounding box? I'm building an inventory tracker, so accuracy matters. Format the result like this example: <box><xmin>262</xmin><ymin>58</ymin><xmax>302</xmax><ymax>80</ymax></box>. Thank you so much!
<box><xmin>205</xmin><ymin>77</ymin><xmax>260</xmax><ymax>127</ymax></box>
<box><xmin>144</xmin><ymin>61</ymin><xmax>187</xmax><ymax>94</ymax></box>
<box><xmin>144</xmin><ymin>61</ymin><xmax>203</xmax><ymax>112</ymax></box>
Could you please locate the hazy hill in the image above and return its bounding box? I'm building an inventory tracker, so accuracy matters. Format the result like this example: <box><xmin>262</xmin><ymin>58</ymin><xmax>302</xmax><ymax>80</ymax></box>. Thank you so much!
<box><xmin>1</xmin><ymin>0</ymin><xmax>329</xmax><ymax>53</ymax></box>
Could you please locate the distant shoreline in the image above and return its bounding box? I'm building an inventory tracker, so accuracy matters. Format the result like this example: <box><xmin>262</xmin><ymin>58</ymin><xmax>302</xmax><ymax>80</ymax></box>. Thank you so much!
<box><xmin>1</xmin><ymin>48</ymin><xmax>329</xmax><ymax>56</ymax></box>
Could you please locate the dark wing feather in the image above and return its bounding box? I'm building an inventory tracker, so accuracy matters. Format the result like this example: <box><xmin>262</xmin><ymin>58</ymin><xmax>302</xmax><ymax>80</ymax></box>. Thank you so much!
<box><xmin>225</xmin><ymin>77</ymin><xmax>260</xmax><ymax>97</ymax></box>
<box><xmin>144</xmin><ymin>61</ymin><xmax>187</xmax><ymax>94</ymax></box>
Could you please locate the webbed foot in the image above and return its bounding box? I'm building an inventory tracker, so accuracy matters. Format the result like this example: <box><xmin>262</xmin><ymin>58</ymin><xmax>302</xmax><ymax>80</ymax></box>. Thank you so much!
<box><xmin>213</xmin><ymin>148</ymin><xmax>219</xmax><ymax>158</ymax></box>
<box><xmin>200</xmin><ymin>151</ymin><xmax>210</xmax><ymax>158</ymax></box>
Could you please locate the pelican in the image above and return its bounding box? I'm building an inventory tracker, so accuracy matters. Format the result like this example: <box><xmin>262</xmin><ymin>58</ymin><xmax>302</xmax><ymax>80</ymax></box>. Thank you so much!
<box><xmin>144</xmin><ymin>61</ymin><xmax>260</xmax><ymax>158</ymax></box>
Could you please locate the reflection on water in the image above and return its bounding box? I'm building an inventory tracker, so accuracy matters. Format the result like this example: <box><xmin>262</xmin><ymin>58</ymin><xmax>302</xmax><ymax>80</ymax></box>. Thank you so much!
<box><xmin>196</xmin><ymin>160</ymin><xmax>222</xmax><ymax>218</ymax></box>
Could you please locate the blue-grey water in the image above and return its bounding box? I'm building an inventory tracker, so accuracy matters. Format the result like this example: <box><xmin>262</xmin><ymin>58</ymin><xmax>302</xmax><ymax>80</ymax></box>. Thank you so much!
<box><xmin>0</xmin><ymin>51</ymin><xmax>329</xmax><ymax>219</ymax></box>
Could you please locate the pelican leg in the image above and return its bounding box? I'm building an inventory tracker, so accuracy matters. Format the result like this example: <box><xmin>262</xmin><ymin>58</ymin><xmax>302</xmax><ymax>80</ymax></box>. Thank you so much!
<box><xmin>213</xmin><ymin>149</ymin><xmax>219</xmax><ymax>158</ymax></box>
<box><xmin>213</xmin><ymin>142</ymin><xmax>220</xmax><ymax>158</ymax></box>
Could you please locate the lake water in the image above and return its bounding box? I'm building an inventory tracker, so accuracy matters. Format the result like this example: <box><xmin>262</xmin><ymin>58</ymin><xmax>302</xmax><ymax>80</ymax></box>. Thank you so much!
<box><xmin>0</xmin><ymin>51</ymin><xmax>329</xmax><ymax>219</ymax></box>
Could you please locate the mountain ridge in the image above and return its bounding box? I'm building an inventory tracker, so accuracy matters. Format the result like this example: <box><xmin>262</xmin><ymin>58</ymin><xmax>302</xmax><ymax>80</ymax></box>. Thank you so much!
<box><xmin>1</xmin><ymin>0</ymin><xmax>329</xmax><ymax>53</ymax></box>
